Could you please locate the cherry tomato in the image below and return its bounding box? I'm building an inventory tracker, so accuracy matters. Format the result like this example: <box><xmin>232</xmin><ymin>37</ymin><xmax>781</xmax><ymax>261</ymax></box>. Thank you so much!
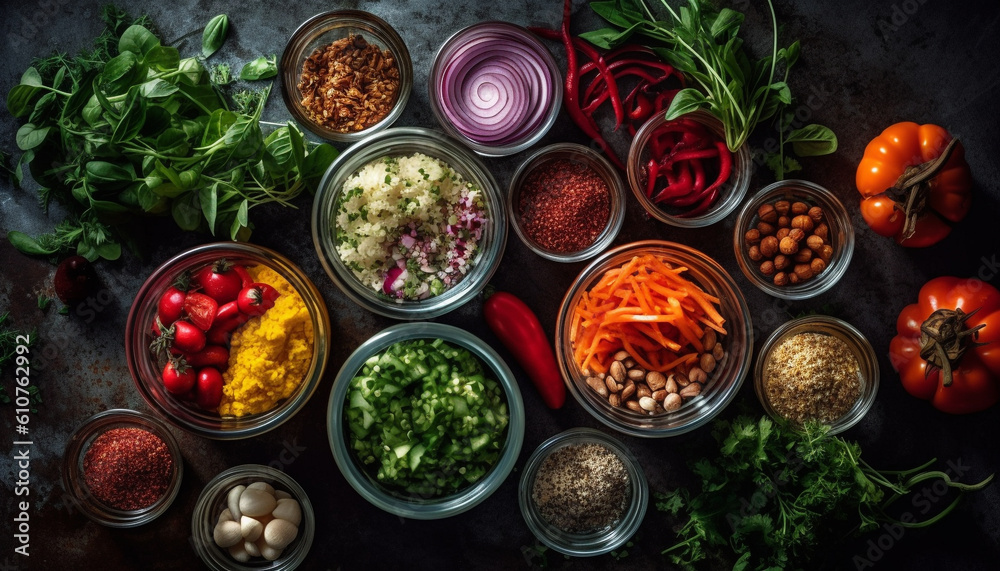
<box><xmin>162</xmin><ymin>359</ymin><xmax>196</xmax><ymax>395</ymax></box>
<box><xmin>194</xmin><ymin>259</ymin><xmax>244</xmax><ymax>304</ymax></box>
<box><xmin>157</xmin><ymin>286</ymin><xmax>187</xmax><ymax>325</ymax></box>
<box><xmin>237</xmin><ymin>283</ymin><xmax>280</xmax><ymax>316</ymax></box>
<box><xmin>185</xmin><ymin>345</ymin><xmax>230</xmax><ymax>368</ymax></box>
<box><xmin>195</xmin><ymin>367</ymin><xmax>224</xmax><ymax>410</ymax></box>
<box><xmin>183</xmin><ymin>292</ymin><xmax>218</xmax><ymax>331</ymax></box>
<box><xmin>232</xmin><ymin>265</ymin><xmax>254</xmax><ymax>288</ymax></box>
<box><xmin>171</xmin><ymin>320</ymin><xmax>206</xmax><ymax>353</ymax></box>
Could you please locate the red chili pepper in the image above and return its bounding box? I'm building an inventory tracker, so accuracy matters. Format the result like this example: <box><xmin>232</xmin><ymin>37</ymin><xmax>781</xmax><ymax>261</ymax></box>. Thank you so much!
<box><xmin>663</xmin><ymin>147</ymin><xmax>719</xmax><ymax>167</ymax></box>
<box><xmin>645</xmin><ymin>159</ymin><xmax>660</xmax><ymax>198</ymax></box>
<box><xmin>654</xmin><ymin>161</ymin><xmax>694</xmax><ymax>203</ymax></box>
<box><xmin>484</xmin><ymin>291</ymin><xmax>566</xmax><ymax>409</ymax></box>
<box><xmin>569</xmin><ymin>37</ymin><xmax>624</xmax><ymax>129</ymax></box>
<box><xmin>690</xmin><ymin>158</ymin><xmax>706</xmax><ymax>194</ymax></box>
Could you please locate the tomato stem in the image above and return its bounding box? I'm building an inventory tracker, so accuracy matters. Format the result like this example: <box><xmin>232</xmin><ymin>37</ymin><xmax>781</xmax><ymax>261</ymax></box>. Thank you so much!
<box><xmin>886</xmin><ymin>137</ymin><xmax>960</xmax><ymax>241</ymax></box>
<box><xmin>919</xmin><ymin>307</ymin><xmax>986</xmax><ymax>387</ymax></box>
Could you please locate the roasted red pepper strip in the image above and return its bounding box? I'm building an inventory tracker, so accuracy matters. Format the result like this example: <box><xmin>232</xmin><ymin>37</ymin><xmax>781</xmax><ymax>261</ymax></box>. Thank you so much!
<box><xmin>646</xmin><ymin>159</ymin><xmax>660</xmax><ymax>198</ymax></box>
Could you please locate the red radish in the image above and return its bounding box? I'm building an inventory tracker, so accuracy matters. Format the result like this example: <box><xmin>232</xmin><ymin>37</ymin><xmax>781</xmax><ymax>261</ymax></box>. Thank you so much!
<box><xmin>194</xmin><ymin>259</ymin><xmax>243</xmax><ymax>304</ymax></box>
<box><xmin>157</xmin><ymin>286</ymin><xmax>187</xmax><ymax>325</ymax></box>
<box><xmin>195</xmin><ymin>367</ymin><xmax>224</xmax><ymax>410</ymax></box>
<box><xmin>162</xmin><ymin>358</ymin><xmax>196</xmax><ymax>395</ymax></box>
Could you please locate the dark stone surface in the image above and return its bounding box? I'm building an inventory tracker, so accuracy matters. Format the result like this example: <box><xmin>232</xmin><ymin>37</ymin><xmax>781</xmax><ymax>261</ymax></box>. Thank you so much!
<box><xmin>1</xmin><ymin>0</ymin><xmax>998</xmax><ymax>569</ymax></box>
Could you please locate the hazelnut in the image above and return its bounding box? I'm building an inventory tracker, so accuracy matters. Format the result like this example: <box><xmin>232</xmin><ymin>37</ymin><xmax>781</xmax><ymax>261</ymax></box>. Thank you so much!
<box><xmin>791</xmin><ymin>215</ymin><xmax>815</xmax><ymax>233</ymax></box>
<box><xmin>806</xmin><ymin>235</ymin><xmax>825</xmax><ymax>251</ymax></box>
<box><xmin>777</xmin><ymin>215</ymin><xmax>791</xmax><ymax>228</ymax></box>
<box><xmin>793</xmin><ymin>248</ymin><xmax>813</xmax><ymax>263</ymax></box>
<box><xmin>757</xmin><ymin>221</ymin><xmax>777</xmax><ymax>236</ymax></box>
<box><xmin>793</xmin><ymin>263</ymin><xmax>814</xmax><ymax>281</ymax></box>
<box><xmin>773</xmin><ymin>254</ymin><xmax>791</xmax><ymax>270</ymax></box>
<box><xmin>791</xmin><ymin>201</ymin><xmax>809</xmax><ymax>215</ymax></box>
<box><xmin>808</xmin><ymin>206</ymin><xmax>824</xmax><ymax>222</ymax></box>
<box><xmin>759</xmin><ymin>260</ymin><xmax>776</xmax><ymax>276</ymax></box>
<box><xmin>779</xmin><ymin>236</ymin><xmax>799</xmax><ymax>255</ymax></box>
<box><xmin>773</xmin><ymin>272</ymin><xmax>789</xmax><ymax>286</ymax></box>
<box><xmin>811</xmin><ymin>257</ymin><xmax>827</xmax><ymax>274</ymax></box>
<box><xmin>776</xmin><ymin>227</ymin><xmax>791</xmax><ymax>240</ymax></box>
<box><xmin>788</xmin><ymin>228</ymin><xmax>806</xmax><ymax>242</ymax></box>
<box><xmin>774</xmin><ymin>200</ymin><xmax>791</xmax><ymax>216</ymax></box>
<box><xmin>814</xmin><ymin>223</ymin><xmax>829</xmax><ymax>241</ymax></box>
<box><xmin>744</xmin><ymin>228</ymin><xmax>761</xmax><ymax>245</ymax></box>
<box><xmin>788</xmin><ymin>272</ymin><xmax>801</xmax><ymax>284</ymax></box>
<box><xmin>760</xmin><ymin>236</ymin><xmax>779</xmax><ymax>258</ymax></box>
<box><xmin>757</xmin><ymin>203</ymin><xmax>778</xmax><ymax>223</ymax></box>
<box><xmin>819</xmin><ymin>244</ymin><xmax>834</xmax><ymax>262</ymax></box>
<box><xmin>748</xmin><ymin>245</ymin><xmax>763</xmax><ymax>261</ymax></box>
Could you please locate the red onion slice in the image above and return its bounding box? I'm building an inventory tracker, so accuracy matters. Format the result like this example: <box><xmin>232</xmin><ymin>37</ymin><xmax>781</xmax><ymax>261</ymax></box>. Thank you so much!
<box><xmin>435</xmin><ymin>24</ymin><xmax>558</xmax><ymax>146</ymax></box>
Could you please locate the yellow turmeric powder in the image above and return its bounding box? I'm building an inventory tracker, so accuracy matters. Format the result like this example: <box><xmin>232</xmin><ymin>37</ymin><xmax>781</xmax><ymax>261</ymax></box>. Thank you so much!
<box><xmin>218</xmin><ymin>265</ymin><xmax>314</xmax><ymax>417</ymax></box>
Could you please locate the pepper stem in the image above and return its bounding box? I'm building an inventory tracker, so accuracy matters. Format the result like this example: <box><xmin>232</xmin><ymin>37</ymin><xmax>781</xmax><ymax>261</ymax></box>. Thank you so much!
<box><xmin>885</xmin><ymin>137</ymin><xmax>959</xmax><ymax>241</ymax></box>
<box><xmin>918</xmin><ymin>307</ymin><xmax>985</xmax><ymax>386</ymax></box>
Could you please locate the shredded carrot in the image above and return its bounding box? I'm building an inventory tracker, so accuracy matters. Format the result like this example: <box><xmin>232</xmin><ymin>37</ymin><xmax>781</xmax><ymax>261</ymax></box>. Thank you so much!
<box><xmin>570</xmin><ymin>253</ymin><xmax>727</xmax><ymax>377</ymax></box>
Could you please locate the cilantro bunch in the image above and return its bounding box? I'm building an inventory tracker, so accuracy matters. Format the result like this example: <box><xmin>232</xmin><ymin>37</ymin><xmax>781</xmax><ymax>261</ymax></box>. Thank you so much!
<box><xmin>656</xmin><ymin>416</ymin><xmax>993</xmax><ymax>570</ymax></box>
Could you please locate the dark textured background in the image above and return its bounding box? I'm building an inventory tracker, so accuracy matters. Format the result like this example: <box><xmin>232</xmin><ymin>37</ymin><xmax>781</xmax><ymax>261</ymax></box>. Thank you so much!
<box><xmin>1</xmin><ymin>0</ymin><xmax>999</xmax><ymax>569</ymax></box>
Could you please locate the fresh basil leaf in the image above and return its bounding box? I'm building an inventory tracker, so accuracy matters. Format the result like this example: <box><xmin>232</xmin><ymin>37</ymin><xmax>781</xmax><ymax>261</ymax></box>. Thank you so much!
<box><xmin>156</xmin><ymin>129</ymin><xmax>191</xmax><ymax>157</ymax></box>
<box><xmin>140</xmin><ymin>105</ymin><xmax>171</xmax><ymax>137</ymax></box>
<box><xmin>7</xmin><ymin>231</ymin><xmax>57</xmax><ymax>255</ymax></box>
<box><xmin>786</xmin><ymin>124</ymin><xmax>838</xmax><ymax>157</ymax></box>
<box><xmin>202</xmin><ymin>108</ymin><xmax>238</xmax><ymax>145</ymax></box>
<box><xmin>101</xmin><ymin>51</ymin><xmax>143</xmax><ymax>95</ymax></box>
<box><xmin>28</xmin><ymin>91</ymin><xmax>57</xmax><ymax>125</ymax></box>
<box><xmin>664</xmin><ymin>88</ymin><xmax>708</xmax><ymax>120</ymax></box>
<box><xmin>90</xmin><ymin>199</ymin><xmax>130</xmax><ymax>214</ymax></box>
<box><xmin>111</xmin><ymin>87</ymin><xmax>146</xmax><ymax>143</ymax></box>
<box><xmin>287</xmin><ymin>123</ymin><xmax>305</xmax><ymax>174</ymax></box>
<box><xmin>709</xmin><ymin>8</ymin><xmax>744</xmax><ymax>39</ymax></box>
<box><xmin>52</xmin><ymin>66</ymin><xmax>67</xmax><ymax>90</ymax></box>
<box><xmin>176</xmin><ymin>82</ymin><xmax>224</xmax><ymax>114</ymax></box>
<box><xmin>92</xmin><ymin>76</ymin><xmax>118</xmax><ymax>119</ymax></box>
<box><xmin>119</xmin><ymin>25</ymin><xmax>160</xmax><ymax>57</ymax></box>
<box><xmin>771</xmin><ymin>81</ymin><xmax>792</xmax><ymax>105</ymax></box>
<box><xmin>82</xmin><ymin>94</ymin><xmax>103</xmax><ymax>126</ymax></box>
<box><xmin>200</xmin><ymin>183</ymin><xmax>219</xmax><ymax>234</ymax></box>
<box><xmin>202</xmin><ymin>14</ymin><xmax>230</xmax><ymax>58</ymax></box>
<box><xmin>782</xmin><ymin>41</ymin><xmax>801</xmax><ymax>68</ymax></box>
<box><xmin>263</xmin><ymin>127</ymin><xmax>295</xmax><ymax>175</ymax></box>
<box><xmin>301</xmin><ymin>143</ymin><xmax>338</xmax><ymax>192</ymax></box>
<box><xmin>236</xmin><ymin>198</ymin><xmax>248</xmax><ymax>226</ymax></box>
<box><xmin>86</xmin><ymin>161</ymin><xmax>135</xmax><ymax>184</ymax></box>
<box><xmin>239</xmin><ymin>56</ymin><xmax>277</xmax><ymax>81</ymax></box>
<box><xmin>578</xmin><ymin>25</ymin><xmax>638</xmax><ymax>49</ymax></box>
<box><xmin>94</xmin><ymin>241</ymin><xmax>122</xmax><ymax>261</ymax></box>
<box><xmin>139</xmin><ymin>78</ymin><xmax>179</xmax><ymax>98</ymax></box>
<box><xmin>20</xmin><ymin>67</ymin><xmax>43</xmax><ymax>87</ymax></box>
<box><xmin>590</xmin><ymin>0</ymin><xmax>640</xmax><ymax>28</ymax></box>
<box><xmin>145</xmin><ymin>45</ymin><xmax>180</xmax><ymax>71</ymax></box>
<box><xmin>137</xmin><ymin>181</ymin><xmax>168</xmax><ymax>212</ymax></box>
<box><xmin>177</xmin><ymin>57</ymin><xmax>205</xmax><ymax>85</ymax></box>
<box><xmin>178</xmin><ymin>166</ymin><xmax>202</xmax><ymax>190</ymax></box>
<box><xmin>16</xmin><ymin>123</ymin><xmax>51</xmax><ymax>151</ymax></box>
<box><xmin>6</xmin><ymin>84</ymin><xmax>42</xmax><ymax>117</ymax></box>
<box><xmin>172</xmin><ymin>192</ymin><xmax>202</xmax><ymax>230</ymax></box>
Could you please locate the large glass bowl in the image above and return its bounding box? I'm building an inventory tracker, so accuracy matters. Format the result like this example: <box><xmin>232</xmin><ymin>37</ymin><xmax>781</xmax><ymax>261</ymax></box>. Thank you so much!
<box><xmin>125</xmin><ymin>242</ymin><xmax>331</xmax><ymax>440</ymax></box>
<box><xmin>279</xmin><ymin>10</ymin><xmax>412</xmax><ymax>143</ymax></box>
<box><xmin>311</xmin><ymin>127</ymin><xmax>507</xmax><ymax>319</ymax></box>
<box><xmin>327</xmin><ymin>322</ymin><xmax>525</xmax><ymax>519</ymax></box>
<box><xmin>555</xmin><ymin>241</ymin><xmax>753</xmax><ymax>437</ymax></box>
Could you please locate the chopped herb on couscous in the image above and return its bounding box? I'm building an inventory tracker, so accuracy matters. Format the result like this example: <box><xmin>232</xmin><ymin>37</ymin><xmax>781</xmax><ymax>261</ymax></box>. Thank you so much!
<box><xmin>334</xmin><ymin>152</ymin><xmax>487</xmax><ymax>301</ymax></box>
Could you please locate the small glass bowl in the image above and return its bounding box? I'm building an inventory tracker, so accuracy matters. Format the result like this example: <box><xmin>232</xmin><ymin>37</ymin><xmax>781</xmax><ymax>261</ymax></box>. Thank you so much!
<box><xmin>733</xmin><ymin>179</ymin><xmax>855</xmax><ymax>300</ymax></box>
<box><xmin>61</xmin><ymin>409</ymin><xmax>183</xmax><ymax>528</ymax></box>
<box><xmin>429</xmin><ymin>21</ymin><xmax>562</xmax><ymax>156</ymax></box>
<box><xmin>125</xmin><ymin>242</ymin><xmax>331</xmax><ymax>440</ymax></box>
<box><xmin>518</xmin><ymin>428</ymin><xmax>648</xmax><ymax>557</ymax></box>
<box><xmin>191</xmin><ymin>464</ymin><xmax>315</xmax><ymax>570</ymax></box>
<box><xmin>327</xmin><ymin>322</ymin><xmax>525</xmax><ymax>519</ymax></box>
<box><xmin>508</xmin><ymin>143</ymin><xmax>626</xmax><ymax>262</ymax></box>
<box><xmin>626</xmin><ymin>110</ymin><xmax>752</xmax><ymax>227</ymax></box>
<box><xmin>754</xmin><ymin>315</ymin><xmax>879</xmax><ymax>435</ymax></box>
<box><xmin>555</xmin><ymin>241</ymin><xmax>754</xmax><ymax>437</ymax></box>
<box><xmin>311</xmin><ymin>126</ymin><xmax>507</xmax><ymax>319</ymax></box>
<box><xmin>279</xmin><ymin>10</ymin><xmax>412</xmax><ymax>143</ymax></box>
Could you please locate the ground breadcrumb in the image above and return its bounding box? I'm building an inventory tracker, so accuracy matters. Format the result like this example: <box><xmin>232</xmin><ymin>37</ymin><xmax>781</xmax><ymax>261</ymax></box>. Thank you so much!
<box><xmin>763</xmin><ymin>332</ymin><xmax>861</xmax><ymax>424</ymax></box>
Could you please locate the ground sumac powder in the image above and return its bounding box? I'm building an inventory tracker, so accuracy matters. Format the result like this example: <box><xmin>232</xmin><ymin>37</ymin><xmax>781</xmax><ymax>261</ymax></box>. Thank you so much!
<box><xmin>83</xmin><ymin>427</ymin><xmax>173</xmax><ymax>510</ymax></box>
<box><xmin>531</xmin><ymin>442</ymin><xmax>630</xmax><ymax>533</ymax></box>
<box><xmin>518</xmin><ymin>158</ymin><xmax>610</xmax><ymax>253</ymax></box>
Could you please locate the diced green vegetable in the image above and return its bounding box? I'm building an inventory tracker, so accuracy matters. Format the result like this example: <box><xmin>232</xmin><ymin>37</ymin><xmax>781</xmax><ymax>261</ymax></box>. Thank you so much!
<box><xmin>344</xmin><ymin>339</ymin><xmax>509</xmax><ymax>498</ymax></box>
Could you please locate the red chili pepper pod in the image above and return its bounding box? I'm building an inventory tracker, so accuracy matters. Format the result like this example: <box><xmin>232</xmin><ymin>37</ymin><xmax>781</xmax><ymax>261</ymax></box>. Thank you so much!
<box><xmin>484</xmin><ymin>291</ymin><xmax>566</xmax><ymax>409</ymax></box>
<box><xmin>646</xmin><ymin>159</ymin><xmax>660</xmax><ymax>198</ymax></box>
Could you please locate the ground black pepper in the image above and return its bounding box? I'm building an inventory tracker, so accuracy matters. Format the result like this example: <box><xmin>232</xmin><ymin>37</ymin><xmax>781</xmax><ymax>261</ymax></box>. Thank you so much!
<box><xmin>82</xmin><ymin>427</ymin><xmax>173</xmax><ymax>511</ymax></box>
<box><xmin>518</xmin><ymin>158</ymin><xmax>610</xmax><ymax>253</ymax></box>
<box><xmin>531</xmin><ymin>442</ymin><xmax>629</xmax><ymax>533</ymax></box>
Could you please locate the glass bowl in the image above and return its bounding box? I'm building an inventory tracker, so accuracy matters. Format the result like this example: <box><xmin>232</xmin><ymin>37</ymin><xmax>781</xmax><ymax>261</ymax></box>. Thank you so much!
<box><xmin>754</xmin><ymin>315</ymin><xmax>879</xmax><ymax>435</ymax></box>
<box><xmin>626</xmin><ymin>110</ymin><xmax>752</xmax><ymax>227</ymax></box>
<box><xmin>733</xmin><ymin>179</ymin><xmax>855</xmax><ymax>300</ymax></box>
<box><xmin>519</xmin><ymin>428</ymin><xmax>648</xmax><ymax>557</ymax></box>
<box><xmin>311</xmin><ymin>126</ymin><xmax>507</xmax><ymax>319</ymax></box>
<box><xmin>555</xmin><ymin>241</ymin><xmax>754</xmax><ymax>437</ymax></box>
<box><xmin>327</xmin><ymin>322</ymin><xmax>525</xmax><ymax>519</ymax></box>
<box><xmin>191</xmin><ymin>464</ymin><xmax>315</xmax><ymax>570</ymax></box>
<box><xmin>125</xmin><ymin>242</ymin><xmax>331</xmax><ymax>440</ymax></box>
<box><xmin>429</xmin><ymin>21</ymin><xmax>562</xmax><ymax>157</ymax></box>
<box><xmin>279</xmin><ymin>10</ymin><xmax>412</xmax><ymax>143</ymax></box>
<box><xmin>61</xmin><ymin>409</ymin><xmax>183</xmax><ymax>528</ymax></box>
<box><xmin>508</xmin><ymin>143</ymin><xmax>626</xmax><ymax>263</ymax></box>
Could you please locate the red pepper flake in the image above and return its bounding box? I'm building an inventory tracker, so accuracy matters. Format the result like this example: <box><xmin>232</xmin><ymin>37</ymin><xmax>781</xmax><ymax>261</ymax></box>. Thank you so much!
<box><xmin>518</xmin><ymin>159</ymin><xmax>611</xmax><ymax>253</ymax></box>
<box><xmin>83</xmin><ymin>427</ymin><xmax>173</xmax><ymax>511</ymax></box>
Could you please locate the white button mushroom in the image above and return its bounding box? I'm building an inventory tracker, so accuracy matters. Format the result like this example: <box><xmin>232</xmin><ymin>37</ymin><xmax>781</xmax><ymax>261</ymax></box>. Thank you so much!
<box><xmin>239</xmin><ymin>488</ymin><xmax>277</xmax><ymax>518</ymax></box>
<box><xmin>213</xmin><ymin>520</ymin><xmax>243</xmax><ymax>548</ymax></box>
<box><xmin>227</xmin><ymin>485</ymin><xmax>246</xmax><ymax>520</ymax></box>
<box><xmin>271</xmin><ymin>498</ymin><xmax>302</xmax><ymax>526</ymax></box>
<box><xmin>240</xmin><ymin>515</ymin><xmax>264</xmax><ymax>542</ymax></box>
<box><xmin>263</xmin><ymin>518</ymin><xmax>299</xmax><ymax>550</ymax></box>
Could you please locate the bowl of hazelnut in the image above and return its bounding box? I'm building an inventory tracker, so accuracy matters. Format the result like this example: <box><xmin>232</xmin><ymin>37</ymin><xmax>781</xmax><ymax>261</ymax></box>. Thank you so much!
<box><xmin>733</xmin><ymin>180</ymin><xmax>854</xmax><ymax>300</ymax></box>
